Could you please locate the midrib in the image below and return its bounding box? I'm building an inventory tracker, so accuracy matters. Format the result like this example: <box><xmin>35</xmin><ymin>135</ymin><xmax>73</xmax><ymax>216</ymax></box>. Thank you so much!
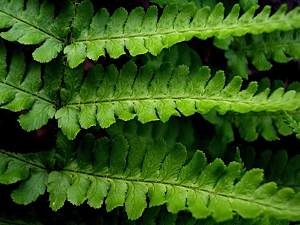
<box><xmin>0</xmin><ymin>10</ymin><xmax>64</xmax><ymax>42</ymax></box>
<box><xmin>0</xmin><ymin>151</ymin><xmax>296</xmax><ymax>213</ymax></box>
<box><xmin>75</xmin><ymin>17</ymin><xmax>300</xmax><ymax>43</ymax></box>
<box><xmin>65</xmin><ymin>95</ymin><xmax>299</xmax><ymax>111</ymax></box>
<box><xmin>0</xmin><ymin>80</ymin><xmax>56</xmax><ymax>106</ymax></box>
<box><xmin>63</xmin><ymin>167</ymin><xmax>296</xmax><ymax>213</ymax></box>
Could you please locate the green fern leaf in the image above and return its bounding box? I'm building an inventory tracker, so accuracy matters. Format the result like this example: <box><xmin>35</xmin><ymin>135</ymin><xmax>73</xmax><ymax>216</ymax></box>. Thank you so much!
<box><xmin>233</xmin><ymin>110</ymin><xmax>300</xmax><ymax>141</ymax></box>
<box><xmin>64</xmin><ymin>1</ymin><xmax>300</xmax><ymax>68</ymax></box>
<box><xmin>140</xmin><ymin>208</ymin><xmax>289</xmax><ymax>225</ymax></box>
<box><xmin>140</xmin><ymin>43</ymin><xmax>202</xmax><ymax>71</ymax></box>
<box><xmin>0</xmin><ymin>208</ymin><xmax>290</xmax><ymax>225</ymax></box>
<box><xmin>150</xmin><ymin>0</ymin><xmax>257</xmax><ymax>11</ymax></box>
<box><xmin>282</xmin><ymin>111</ymin><xmax>300</xmax><ymax>139</ymax></box>
<box><xmin>107</xmin><ymin>118</ymin><xmax>196</xmax><ymax>149</ymax></box>
<box><xmin>0</xmin><ymin>43</ymin><xmax>60</xmax><ymax>131</ymax></box>
<box><xmin>204</xmin><ymin>81</ymin><xmax>300</xmax><ymax>143</ymax></box>
<box><xmin>11</xmin><ymin>171</ymin><xmax>48</xmax><ymax>205</ymax></box>
<box><xmin>205</xmin><ymin>110</ymin><xmax>300</xmax><ymax>143</ymax></box>
<box><xmin>241</xmin><ymin>149</ymin><xmax>300</xmax><ymax>191</ymax></box>
<box><xmin>0</xmin><ymin>218</ymin><xmax>42</xmax><ymax>225</ymax></box>
<box><xmin>224</xmin><ymin>30</ymin><xmax>300</xmax><ymax>77</ymax></box>
<box><xmin>0</xmin><ymin>0</ymin><xmax>73</xmax><ymax>63</ymax></box>
<box><xmin>149</xmin><ymin>0</ymin><xmax>219</xmax><ymax>8</ymax></box>
<box><xmin>204</xmin><ymin>109</ymin><xmax>300</xmax><ymax>158</ymax></box>
<box><xmin>1</xmin><ymin>134</ymin><xmax>300</xmax><ymax>222</ymax></box>
<box><xmin>239</xmin><ymin>0</ymin><xmax>258</xmax><ymax>11</ymax></box>
<box><xmin>56</xmin><ymin>62</ymin><xmax>300</xmax><ymax>139</ymax></box>
<box><xmin>0</xmin><ymin>150</ymin><xmax>47</xmax><ymax>204</ymax></box>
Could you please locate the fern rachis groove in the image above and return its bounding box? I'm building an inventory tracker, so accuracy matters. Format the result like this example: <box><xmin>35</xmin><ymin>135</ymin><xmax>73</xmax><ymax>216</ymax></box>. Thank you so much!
<box><xmin>75</xmin><ymin>21</ymin><xmax>295</xmax><ymax>43</ymax></box>
<box><xmin>65</xmin><ymin>95</ymin><xmax>296</xmax><ymax>108</ymax></box>
<box><xmin>0</xmin><ymin>150</ymin><xmax>46</xmax><ymax>170</ymax></box>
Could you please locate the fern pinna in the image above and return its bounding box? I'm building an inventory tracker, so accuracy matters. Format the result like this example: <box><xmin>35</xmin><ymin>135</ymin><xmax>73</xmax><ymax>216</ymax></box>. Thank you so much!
<box><xmin>1</xmin><ymin>132</ymin><xmax>300</xmax><ymax>221</ymax></box>
<box><xmin>0</xmin><ymin>0</ymin><xmax>299</xmax><ymax>224</ymax></box>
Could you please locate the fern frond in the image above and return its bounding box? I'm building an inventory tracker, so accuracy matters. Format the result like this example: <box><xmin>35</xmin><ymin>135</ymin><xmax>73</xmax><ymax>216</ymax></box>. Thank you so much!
<box><xmin>241</xmin><ymin>149</ymin><xmax>300</xmax><ymax>191</ymax></box>
<box><xmin>107</xmin><ymin>118</ymin><xmax>196</xmax><ymax>149</ymax></box>
<box><xmin>0</xmin><ymin>150</ymin><xmax>48</xmax><ymax>204</ymax></box>
<box><xmin>204</xmin><ymin>109</ymin><xmax>300</xmax><ymax>158</ymax></box>
<box><xmin>0</xmin><ymin>208</ymin><xmax>289</xmax><ymax>225</ymax></box>
<box><xmin>150</xmin><ymin>0</ymin><xmax>258</xmax><ymax>11</ymax></box>
<box><xmin>238</xmin><ymin>0</ymin><xmax>258</xmax><ymax>11</ymax></box>
<box><xmin>149</xmin><ymin>0</ymin><xmax>219</xmax><ymax>8</ymax></box>
<box><xmin>140</xmin><ymin>207</ymin><xmax>289</xmax><ymax>225</ymax></box>
<box><xmin>224</xmin><ymin>30</ymin><xmax>300</xmax><ymax>77</ymax></box>
<box><xmin>0</xmin><ymin>218</ymin><xmax>42</xmax><ymax>225</ymax></box>
<box><xmin>0</xmin><ymin>0</ymin><xmax>73</xmax><ymax>63</ymax></box>
<box><xmin>175</xmin><ymin>215</ymin><xmax>289</xmax><ymax>225</ymax></box>
<box><xmin>205</xmin><ymin>79</ymin><xmax>300</xmax><ymax>142</ymax></box>
<box><xmin>205</xmin><ymin>114</ymin><xmax>235</xmax><ymax>158</ymax></box>
<box><xmin>64</xmin><ymin>1</ymin><xmax>300</xmax><ymax>67</ymax></box>
<box><xmin>56</xmin><ymin>62</ymin><xmax>300</xmax><ymax>139</ymax></box>
<box><xmin>1</xmin><ymin>134</ymin><xmax>300</xmax><ymax>222</ymax></box>
<box><xmin>282</xmin><ymin>111</ymin><xmax>300</xmax><ymax>139</ymax></box>
<box><xmin>0</xmin><ymin>43</ymin><xmax>60</xmax><ymax>131</ymax></box>
<box><xmin>205</xmin><ymin>110</ymin><xmax>300</xmax><ymax>143</ymax></box>
<box><xmin>231</xmin><ymin>111</ymin><xmax>300</xmax><ymax>141</ymax></box>
<box><xmin>140</xmin><ymin>43</ymin><xmax>202</xmax><ymax>71</ymax></box>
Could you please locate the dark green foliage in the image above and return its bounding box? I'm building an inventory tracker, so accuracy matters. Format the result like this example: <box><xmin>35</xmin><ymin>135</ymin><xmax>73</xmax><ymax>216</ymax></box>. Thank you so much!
<box><xmin>1</xmin><ymin>133</ymin><xmax>300</xmax><ymax>222</ymax></box>
<box><xmin>0</xmin><ymin>0</ymin><xmax>299</xmax><ymax>224</ymax></box>
<box><xmin>221</xmin><ymin>30</ymin><xmax>300</xmax><ymax>78</ymax></box>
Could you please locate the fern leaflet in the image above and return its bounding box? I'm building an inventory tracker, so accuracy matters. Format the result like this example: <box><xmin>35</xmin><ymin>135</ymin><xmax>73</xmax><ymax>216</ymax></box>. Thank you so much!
<box><xmin>0</xmin><ymin>134</ymin><xmax>300</xmax><ymax>222</ymax></box>
<box><xmin>241</xmin><ymin>149</ymin><xmax>300</xmax><ymax>191</ymax></box>
<box><xmin>205</xmin><ymin>110</ymin><xmax>300</xmax><ymax>143</ymax></box>
<box><xmin>64</xmin><ymin>1</ymin><xmax>300</xmax><ymax>67</ymax></box>
<box><xmin>0</xmin><ymin>42</ymin><xmax>60</xmax><ymax>131</ymax></box>
<box><xmin>56</xmin><ymin>61</ymin><xmax>300</xmax><ymax>139</ymax></box>
<box><xmin>0</xmin><ymin>209</ymin><xmax>290</xmax><ymax>225</ymax></box>
<box><xmin>0</xmin><ymin>0</ymin><xmax>73</xmax><ymax>63</ymax></box>
<box><xmin>150</xmin><ymin>0</ymin><xmax>258</xmax><ymax>11</ymax></box>
<box><xmin>223</xmin><ymin>30</ymin><xmax>300</xmax><ymax>77</ymax></box>
<box><xmin>107</xmin><ymin>118</ymin><xmax>196</xmax><ymax>149</ymax></box>
<box><xmin>0</xmin><ymin>218</ymin><xmax>42</xmax><ymax>225</ymax></box>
